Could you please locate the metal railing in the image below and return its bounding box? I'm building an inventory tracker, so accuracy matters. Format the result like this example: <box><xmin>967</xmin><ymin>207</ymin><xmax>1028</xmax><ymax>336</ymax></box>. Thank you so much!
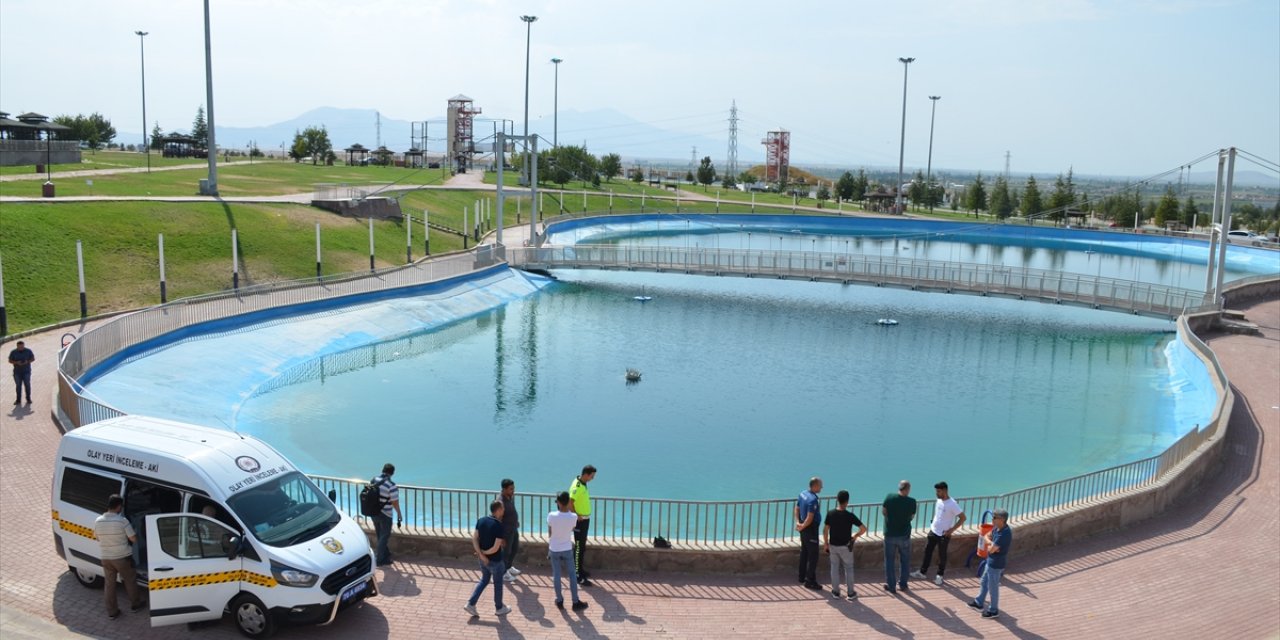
<box><xmin>53</xmin><ymin>243</ymin><xmax>1248</xmax><ymax>549</ymax></box>
<box><xmin>508</xmin><ymin>244</ymin><xmax>1208</xmax><ymax>318</ymax></box>
<box><xmin>57</xmin><ymin>250</ymin><xmax>498</xmax><ymax>429</ymax></box>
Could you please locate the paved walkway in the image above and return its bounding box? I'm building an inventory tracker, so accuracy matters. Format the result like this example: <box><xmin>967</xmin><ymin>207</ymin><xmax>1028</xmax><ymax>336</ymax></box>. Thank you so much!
<box><xmin>1</xmin><ymin>299</ymin><xmax>1277</xmax><ymax>639</ymax></box>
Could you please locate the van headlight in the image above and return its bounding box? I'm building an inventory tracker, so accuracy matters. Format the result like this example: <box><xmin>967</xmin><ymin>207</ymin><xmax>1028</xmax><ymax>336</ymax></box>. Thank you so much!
<box><xmin>270</xmin><ymin>561</ymin><xmax>318</xmax><ymax>588</ymax></box>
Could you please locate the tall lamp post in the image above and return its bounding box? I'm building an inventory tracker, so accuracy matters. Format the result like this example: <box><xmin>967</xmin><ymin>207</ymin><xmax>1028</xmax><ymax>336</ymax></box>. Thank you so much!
<box><xmin>135</xmin><ymin>30</ymin><xmax>150</xmax><ymax>173</ymax></box>
<box><xmin>551</xmin><ymin>57</ymin><xmax>563</xmax><ymax>147</ymax></box>
<box><xmin>926</xmin><ymin>95</ymin><xmax>941</xmax><ymax>210</ymax></box>
<box><xmin>520</xmin><ymin>15</ymin><xmax>537</xmax><ymax>186</ymax></box>
<box><xmin>895</xmin><ymin>56</ymin><xmax>915</xmax><ymax>214</ymax></box>
<box><xmin>201</xmin><ymin>0</ymin><xmax>218</xmax><ymax>196</ymax></box>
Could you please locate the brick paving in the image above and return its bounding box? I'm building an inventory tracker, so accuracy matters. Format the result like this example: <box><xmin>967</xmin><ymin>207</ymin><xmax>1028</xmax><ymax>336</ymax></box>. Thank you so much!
<box><xmin>2</xmin><ymin>298</ymin><xmax>1278</xmax><ymax>639</ymax></box>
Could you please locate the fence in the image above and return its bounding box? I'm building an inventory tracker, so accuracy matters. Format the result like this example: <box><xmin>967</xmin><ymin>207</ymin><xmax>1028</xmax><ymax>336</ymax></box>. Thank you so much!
<box><xmin>507</xmin><ymin>244</ymin><xmax>1208</xmax><ymax>318</ymax></box>
<box><xmin>56</xmin><ymin>250</ymin><xmax>496</xmax><ymax>429</ymax></box>
<box><xmin>54</xmin><ymin>245</ymin><xmax>1243</xmax><ymax>549</ymax></box>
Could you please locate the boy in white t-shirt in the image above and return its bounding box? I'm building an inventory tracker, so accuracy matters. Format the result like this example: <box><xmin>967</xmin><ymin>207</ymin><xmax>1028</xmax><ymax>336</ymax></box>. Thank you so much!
<box><xmin>911</xmin><ymin>481</ymin><xmax>966</xmax><ymax>585</ymax></box>
<box><xmin>547</xmin><ymin>491</ymin><xmax>589</xmax><ymax>610</ymax></box>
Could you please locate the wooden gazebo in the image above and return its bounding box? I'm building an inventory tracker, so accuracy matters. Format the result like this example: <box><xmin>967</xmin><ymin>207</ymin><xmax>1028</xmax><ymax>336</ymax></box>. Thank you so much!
<box><xmin>344</xmin><ymin>143</ymin><xmax>369</xmax><ymax>166</ymax></box>
<box><xmin>158</xmin><ymin>133</ymin><xmax>206</xmax><ymax>158</ymax></box>
<box><xmin>403</xmin><ymin>147</ymin><xmax>424</xmax><ymax>168</ymax></box>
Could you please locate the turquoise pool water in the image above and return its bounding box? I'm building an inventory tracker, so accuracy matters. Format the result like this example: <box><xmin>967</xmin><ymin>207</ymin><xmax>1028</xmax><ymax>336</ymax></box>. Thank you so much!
<box><xmin>84</xmin><ymin>267</ymin><xmax>1213</xmax><ymax>504</ymax></box>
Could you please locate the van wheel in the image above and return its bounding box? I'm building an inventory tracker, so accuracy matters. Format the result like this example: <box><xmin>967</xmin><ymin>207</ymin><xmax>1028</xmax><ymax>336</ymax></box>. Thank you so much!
<box><xmin>231</xmin><ymin>594</ymin><xmax>277</xmax><ymax>638</ymax></box>
<box><xmin>70</xmin><ymin>566</ymin><xmax>104</xmax><ymax>589</ymax></box>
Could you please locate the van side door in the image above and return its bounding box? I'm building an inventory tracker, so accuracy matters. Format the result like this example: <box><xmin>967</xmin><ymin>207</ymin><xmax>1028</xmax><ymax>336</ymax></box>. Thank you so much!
<box><xmin>145</xmin><ymin>513</ymin><xmax>241</xmax><ymax>627</ymax></box>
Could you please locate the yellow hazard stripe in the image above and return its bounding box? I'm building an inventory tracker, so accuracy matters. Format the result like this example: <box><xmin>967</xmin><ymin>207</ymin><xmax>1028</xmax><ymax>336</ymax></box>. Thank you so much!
<box><xmin>52</xmin><ymin>510</ymin><xmax>97</xmax><ymax>540</ymax></box>
<box><xmin>149</xmin><ymin>569</ymin><xmax>277</xmax><ymax>591</ymax></box>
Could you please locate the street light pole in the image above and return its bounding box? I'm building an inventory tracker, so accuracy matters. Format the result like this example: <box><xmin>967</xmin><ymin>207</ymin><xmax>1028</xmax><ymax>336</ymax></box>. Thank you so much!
<box><xmin>520</xmin><ymin>15</ymin><xmax>537</xmax><ymax>186</ymax></box>
<box><xmin>926</xmin><ymin>95</ymin><xmax>941</xmax><ymax>211</ymax></box>
<box><xmin>135</xmin><ymin>30</ymin><xmax>150</xmax><ymax>173</ymax></box>
<box><xmin>551</xmin><ymin>57</ymin><xmax>562</xmax><ymax>148</ymax></box>
<box><xmin>201</xmin><ymin>0</ymin><xmax>218</xmax><ymax>196</ymax></box>
<box><xmin>895</xmin><ymin>57</ymin><xmax>915</xmax><ymax>214</ymax></box>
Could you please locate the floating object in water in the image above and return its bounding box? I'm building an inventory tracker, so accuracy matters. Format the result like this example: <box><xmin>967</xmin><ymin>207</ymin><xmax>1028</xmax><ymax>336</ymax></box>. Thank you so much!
<box><xmin>1084</xmin><ymin>249</ymin><xmax>1097</xmax><ymax>255</ymax></box>
<box><xmin>633</xmin><ymin>295</ymin><xmax>652</xmax><ymax>302</ymax></box>
<box><xmin>625</xmin><ymin>368</ymin><xmax>643</xmax><ymax>382</ymax></box>
<box><xmin>876</xmin><ymin>318</ymin><xmax>899</xmax><ymax>326</ymax></box>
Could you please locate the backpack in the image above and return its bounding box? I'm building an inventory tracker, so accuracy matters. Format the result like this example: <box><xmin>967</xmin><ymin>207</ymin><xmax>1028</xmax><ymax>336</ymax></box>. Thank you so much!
<box><xmin>359</xmin><ymin>477</ymin><xmax>387</xmax><ymax>517</ymax></box>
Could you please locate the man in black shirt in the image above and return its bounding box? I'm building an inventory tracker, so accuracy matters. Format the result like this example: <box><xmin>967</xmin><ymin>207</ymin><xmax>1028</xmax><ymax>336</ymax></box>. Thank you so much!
<box><xmin>823</xmin><ymin>490</ymin><xmax>867</xmax><ymax>600</ymax></box>
<box><xmin>499</xmin><ymin>478</ymin><xmax>521</xmax><ymax>583</ymax></box>
<box><xmin>464</xmin><ymin>501</ymin><xmax>511</xmax><ymax>618</ymax></box>
<box><xmin>8</xmin><ymin>340</ymin><xmax>34</xmax><ymax>406</ymax></box>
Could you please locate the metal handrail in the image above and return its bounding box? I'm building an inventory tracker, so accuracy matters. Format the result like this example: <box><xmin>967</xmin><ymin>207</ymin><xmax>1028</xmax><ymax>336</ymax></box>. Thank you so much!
<box><xmin>51</xmin><ymin>244</ymin><xmax>1248</xmax><ymax>548</ymax></box>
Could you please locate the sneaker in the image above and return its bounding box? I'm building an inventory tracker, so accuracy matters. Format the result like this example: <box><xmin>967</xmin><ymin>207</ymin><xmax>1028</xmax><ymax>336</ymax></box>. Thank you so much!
<box><xmin>503</xmin><ymin>573</ymin><xmax>516</xmax><ymax>583</ymax></box>
<box><xmin>12</xmin><ymin>400</ymin><xmax>18</xmax><ymax>406</ymax></box>
<box><xmin>508</xmin><ymin>567</ymin><xmax>522</xmax><ymax>576</ymax></box>
<box><xmin>555</xmin><ymin>600</ymin><xmax>565</xmax><ymax>609</ymax></box>
<box><xmin>909</xmin><ymin>570</ymin><xmax>926</xmax><ymax>579</ymax></box>
<box><xmin>935</xmin><ymin>574</ymin><xmax>944</xmax><ymax>586</ymax></box>
<box><xmin>982</xmin><ymin>609</ymin><xmax>1000</xmax><ymax>619</ymax></box>
<box><xmin>846</xmin><ymin>593</ymin><xmax>858</xmax><ymax>601</ymax></box>
<box><xmin>899</xmin><ymin>584</ymin><xmax>909</xmax><ymax>592</ymax></box>
<box><xmin>130</xmin><ymin>602</ymin><xmax>146</xmax><ymax>612</ymax></box>
<box><xmin>967</xmin><ymin>600</ymin><xmax>983</xmax><ymax>611</ymax></box>
<box><xmin>830</xmin><ymin>589</ymin><xmax>841</xmax><ymax>598</ymax></box>
<box><xmin>803</xmin><ymin>582</ymin><xmax>823</xmax><ymax>591</ymax></box>
<box><xmin>495</xmin><ymin>606</ymin><xmax>512</xmax><ymax>616</ymax></box>
<box><xmin>883</xmin><ymin>585</ymin><xmax>897</xmax><ymax>594</ymax></box>
<box><xmin>577</xmin><ymin>577</ymin><xmax>593</xmax><ymax>587</ymax></box>
<box><xmin>107</xmin><ymin>611</ymin><xmax>121</xmax><ymax>620</ymax></box>
<box><xmin>463</xmin><ymin>604</ymin><xmax>478</xmax><ymax>617</ymax></box>
<box><xmin>572</xmin><ymin>601</ymin><xmax>589</xmax><ymax>611</ymax></box>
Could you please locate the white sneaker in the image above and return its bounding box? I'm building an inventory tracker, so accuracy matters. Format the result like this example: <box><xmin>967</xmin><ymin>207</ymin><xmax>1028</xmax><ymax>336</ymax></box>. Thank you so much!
<box><xmin>909</xmin><ymin>570</ymin><xmax>926</xmax><ymax>579</ymax></box>
<box><xmin>503</xmin><ymin>572</ymin><xmax>517</xmax><ymax>583</ymax></box>
<box><xmin>935</xmin><ymin>574</ymin><xmax>944</xmax><ymax>586</ymax></box>
<box><xmin>508</xmin><ymin>567</ymin><xmax>522</xmax><ymax>576</ymax></box>
<box><xmin>463</xmin><ymin>604</ymin><xmax>478</xmax><ymax>617</ymax></box>
<box><xmin>495</xmin><ymin>606</ymin><xmax>512</xmax><ymax>616</ymax></box>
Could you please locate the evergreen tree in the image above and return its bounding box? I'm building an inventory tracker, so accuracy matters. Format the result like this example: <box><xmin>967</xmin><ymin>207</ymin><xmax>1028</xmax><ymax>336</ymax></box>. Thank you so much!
<box><xmin>852</xmin><ymin>168</ymin><xmax>869</xmax><ymax>202</ymax></box>
<box><xmin>835</xmin><ymin>171</ymin><xmax>856</xmax><ymax>201</ymax></box>
<box><xmin>1154</xmin><ymin>186</ymin><xmax>1179</xmax><ymax>227</ymax></box>
<box><xmin>989</xmin><ymin>176</ymin><xmax>1014</xmax><ymax>219</ymax></box>
<box><xmin>150</xmin><ymin>121</ymin><xmax>164</xmax><ymax>150</ymax></box>
<box><xmin>908</xmin><ymin>169</ymin><xmax>927</xmax><ymax>209</ymax></box>
<box><xmin>1180</xmin><ymin>195</ymin><xmax>1200</xmax><ymax>227</ymax></box>
<box><xmin>599</xmin><ymin>153</ymin><xmax>621</xmax><ymax>182</ymax></box>
<box><xmin>696</xmin><ymin>156</ymin><xmax>716</xmax><ymax>190</ymax></box>
<box><xmin>1048</xmin><ymin>173</ymin><xmax>1072</xmax><ymax>225</ymax></box>
<box><xmin>191</xmin><ymin>106</ymin><xmax>209</xmax><ymax>148</ymax></box>
<box><xmin>1021</xmin><ymin>175</ymin><xmax>1043</xmax><ymax>219</ymax></box>
<box><xmin>964</xmin><ymin>173</ymin><xmax>987</xmax><ymax>213</ymax></box>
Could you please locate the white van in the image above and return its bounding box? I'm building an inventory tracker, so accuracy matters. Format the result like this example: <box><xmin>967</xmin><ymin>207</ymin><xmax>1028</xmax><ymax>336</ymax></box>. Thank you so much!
<box><xmin>52</xmin><ymin>415</ymin><xmax>377</xmax><ymax>637</ymax></box>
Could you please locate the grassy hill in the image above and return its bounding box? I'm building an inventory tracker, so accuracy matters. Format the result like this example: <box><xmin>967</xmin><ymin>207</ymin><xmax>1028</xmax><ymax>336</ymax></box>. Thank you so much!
<box><xmin>742</xmin><ymin>164</ymin><xmax>824</xmax><ymax>185</ymax></box>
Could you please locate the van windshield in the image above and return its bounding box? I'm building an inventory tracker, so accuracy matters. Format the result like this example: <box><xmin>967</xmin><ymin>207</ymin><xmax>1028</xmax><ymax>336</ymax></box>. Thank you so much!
<box><xmin>225</xmin><ymin>472</ymin><xmax>341</xmax><ymax>548</ymax></box>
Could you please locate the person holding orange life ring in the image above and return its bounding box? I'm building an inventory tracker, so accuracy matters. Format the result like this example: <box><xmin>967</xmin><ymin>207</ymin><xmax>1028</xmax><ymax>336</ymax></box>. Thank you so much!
<box><xmin>968</xmin><ymin>509</ymin><xmax>1013</xmax><ymax>619</ymax></box>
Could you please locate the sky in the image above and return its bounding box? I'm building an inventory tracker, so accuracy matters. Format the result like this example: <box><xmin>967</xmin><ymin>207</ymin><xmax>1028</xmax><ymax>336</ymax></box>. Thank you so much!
<box><xmin>2</xmin><ymin>0</ymin><xmax>1278</xmax><ymax>178</ymax></box>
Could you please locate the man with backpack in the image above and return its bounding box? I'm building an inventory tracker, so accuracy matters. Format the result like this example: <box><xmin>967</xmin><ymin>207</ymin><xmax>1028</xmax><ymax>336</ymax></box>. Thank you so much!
<box><xmin>362</xmin><ymin>463</ymin><xmax>401</xmax><ymax>566</ymax></box>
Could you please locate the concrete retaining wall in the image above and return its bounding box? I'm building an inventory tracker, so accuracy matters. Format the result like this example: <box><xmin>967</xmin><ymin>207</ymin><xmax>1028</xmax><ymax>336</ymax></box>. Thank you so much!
<box><xmin>311</xmin><ymin>197</ymin><xmax>402</xmax><ymax>219</ymax></box>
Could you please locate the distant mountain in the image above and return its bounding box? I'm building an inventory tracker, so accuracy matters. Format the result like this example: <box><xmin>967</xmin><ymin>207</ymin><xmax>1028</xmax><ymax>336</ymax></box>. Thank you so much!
<box><xmin>215</xmin><ymin>107</ymin><xmax>413</xmax><ymax>153</ymax></box>
<box><xmin>1186</xmin><ymin>169</ymin><xmax>1277</xmax><ymax>188</ymax></box>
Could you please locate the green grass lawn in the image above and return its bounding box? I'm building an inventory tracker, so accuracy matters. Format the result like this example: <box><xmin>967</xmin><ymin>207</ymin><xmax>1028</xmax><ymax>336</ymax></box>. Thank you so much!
<box><xmin>0</xmin><ymin>160</ymin><xmax>453</xmax><ymax>198</ymax></box>
<box><xmin>0</xmin><ymin>201</ymin><xmax>473</xmax><ymax>333</ymax></box>
<box><xmin>0</xmin><ymin>149</ymin><xmax>212</xmax><ymax>176</ymax></box>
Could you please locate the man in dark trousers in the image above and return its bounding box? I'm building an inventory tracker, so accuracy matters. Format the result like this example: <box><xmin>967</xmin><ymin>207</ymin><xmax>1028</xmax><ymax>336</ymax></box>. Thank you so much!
<box><xmin>371</xmin><ymin>463</ymin><xmax>401</xmax><ymax>566</ymax></box>
<box><xmin>8</xmin><ymin>340</ymin><xmax>34</xmax><ymax>405</ymax></box>
<box><xmin>463</xmin><ymin>500</ymin><xmax>511</xmax><ymax>618</ymax></box>
<box><xmin>500</xmin><ymin>478</ymin><xmax>521</xmax><ymax>583</ymax></box>
<box><xmin>570</xmin><ymin>465</ymin><xmax>596</xmax><ymax>586</ymax></box>
<box><xmin>795</xmin><ymin>476</ymin><xmax>823</xmax><ymax>591</ymax></box>
<box><xmin>881</xmin><ymin>479</ymin><xmax>917</xmax><ymax>594</ymax></box>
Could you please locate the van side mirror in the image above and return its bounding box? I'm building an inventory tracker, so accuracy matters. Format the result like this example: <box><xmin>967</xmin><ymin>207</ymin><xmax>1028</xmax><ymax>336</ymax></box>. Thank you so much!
<box><xmin>226</xmin><ymin>535</ymin><xmax>242</xmax><ymax>561</ymax></box>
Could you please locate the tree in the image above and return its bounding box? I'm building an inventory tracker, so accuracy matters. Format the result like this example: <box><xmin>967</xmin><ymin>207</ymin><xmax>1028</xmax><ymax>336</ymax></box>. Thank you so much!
<box><xmin>191</xmin><ymin>106</ymin><xmax>209</xmax><ymax>149</ymax></box>
<box><xmin>599</xmin><ymin>153</ymin><xmax>621</xmax><ymax>182</ymax></box>
<box><xmin>816</xmin><ymin>183</ymin><xmax>830</xmax><ymax>201</ymax></box>
<box><xmin>908</xmin><ymin>170</ymin><xmax>927</xmax><ymax>209</ymax></box>
<box><xmin>544</xmin><ymin>145</ymin><xmax>595</xmax><ymax>186</ymax></box>
<box><xmin>1154</xmin><ymin>186</ymin><xmax>1179</xmax><ymax>227</ymax></box>
<box><xmin>150</xmin><ymin>122</ymin><xmax>164</xmax><ymax>150</ymax></box>
<box><xmin>738</xmin><ymin>171</ymin><xmax>757</xmax><ymax>186</ymax></box>
<box><xmin>1021</xmin><ymin>175</ymin><xmax>1042</xmax><ymax>219</ymax></box>
<box><xmin>964</xmin><ymin>173</ymin><xmax>987</xmax><ymax>214</ymax></box>
<box><xmin>1047</xmin><ymin>173</ymin><xmax>1076</xmax><ymax>225</ymax></box>
<box><xmin>630</xmin><ymin>167</ymin><xmax>645</xmax><ymax>182</ymax></box>
<box><xmin>290</xmin><ymin>125</ymin><xmax>332</xmax><ymax>164</ymax></box>
<box><xmin>721</xmin><ymin>174</ymin><xmax>737</xmax><ymax>189</ymax></box>
<box><xmin>52</xmin><ymin>113</ymin><xmax>117</xmax><ymax>150</ymax></box>
<box><xmin>696</xmin><ymin>156</ymin><xmax>716</xmax><ymax>190</ymax></box>
<box><xmin>852</xmin><ymin>169</ymin><xmax>869</xmax><ymax>202</ymax></box>
<box><xmin>835</xmin><ymin>171</ymin><xmax>855</xmax><ymax>201</ymax></box>
<box><xmin>685</xmin><ymin>170</ymin><xmax>695</xmax><ymax>183</ymax></box>
<box><xmin>289</xmin><ymin>130</ymin><xmax>307</xmax><ymax>162</ymax></box>
<box><xmin>989</xmin><ymin>176</ymin><xmax>1014</xmax><ymax>219</ymax></box>
<box><xmin>1181</xmin><ymin>196</ymin><xmax>1200</xmax><ymax>227</ymax></box>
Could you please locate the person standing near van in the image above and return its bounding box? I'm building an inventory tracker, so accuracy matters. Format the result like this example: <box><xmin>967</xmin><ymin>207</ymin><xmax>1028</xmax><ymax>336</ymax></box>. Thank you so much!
<box><xmin>94</xmin><ymin>494</ymin><xmax>145</xmax><ymax>619</ymax></box>
<box><xmin>372</xmin><ymin>463</ymin><xmax>401</xmax><ymax>566</ymax></box>
<box><xmin>547</xmin><ymin>491</ymin><xmax>588</xmax><ymax>610</ymax></box>
<box><xmin>463</xmin><ymin>500</ymin><xmax>511</xmax><ymax>617</ymax></box>
<box><xmin>500</xmin><ymin>478</ymin><xmax>521</xmax><ymax>583</ymax></box>
<box><xmin>911</xmin><ymin>481</ymin><xmax>966</xmax><ymax>585</ymax></box>
<box><xmin>569</xmin><ymin>465</ymin><xmax>596</xmax><ymax>586</ymax></box>
<box><xmin>8</xmin><ymin>340</ymin><xmax>34</xmax><ymax>406</ymax></box>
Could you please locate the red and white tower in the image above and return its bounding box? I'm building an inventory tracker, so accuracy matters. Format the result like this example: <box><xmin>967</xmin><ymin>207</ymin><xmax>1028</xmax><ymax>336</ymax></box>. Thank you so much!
<box><xmin>762</xmin><ymin>130</ymin><xmax>790</xmax><ymax>183</ymax></box>
<box><xmin>447</xmin><ymin>95</ymin><xmax>482</xmax><ymax>171</ymax></box>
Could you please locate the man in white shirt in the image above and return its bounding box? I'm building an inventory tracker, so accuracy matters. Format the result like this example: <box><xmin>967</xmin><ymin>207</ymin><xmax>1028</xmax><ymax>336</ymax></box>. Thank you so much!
<box><xmin>911</xmin><ymin>481</ymin><xmax>966</xmax><ymax>586</ymax></box>
<box><xmin>547</xmin><ymin>491</ymin><xmax>588</xmax><ymax>611</ymax></box>
<box><xmin>94</xmin><ymin>494</ymin><xmax>145</xmax><ymax>619</ymax></box>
